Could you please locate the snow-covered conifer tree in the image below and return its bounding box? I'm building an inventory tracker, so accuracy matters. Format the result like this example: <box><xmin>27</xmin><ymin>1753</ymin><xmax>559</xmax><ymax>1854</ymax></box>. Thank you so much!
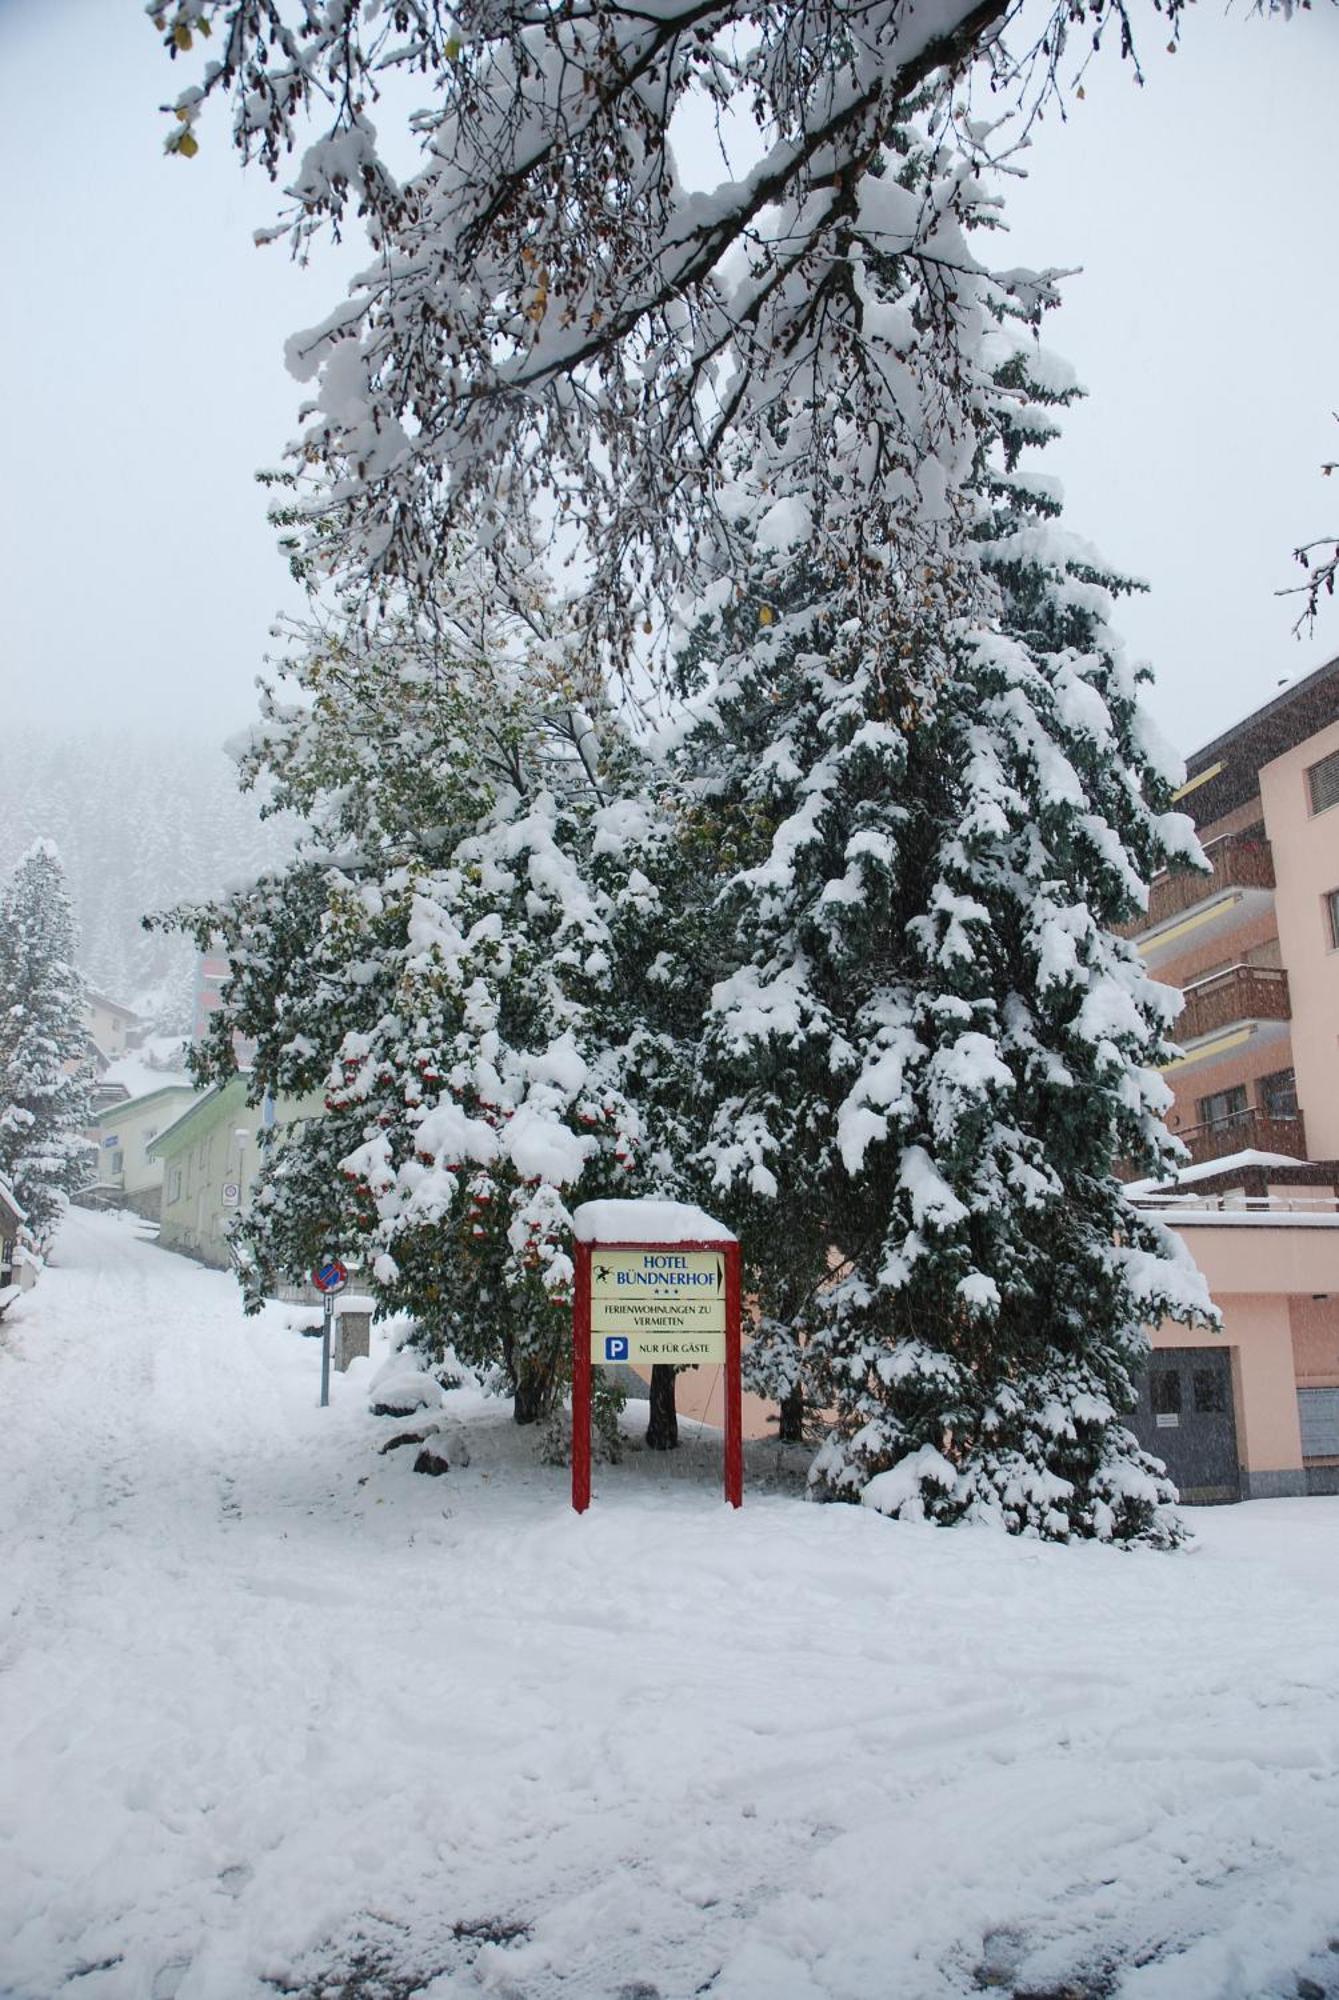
<box><xmin>0</xmin><ymin>843</ymin><xmax>93</xmax><ymax>1256</ymax></box>
<box><xmin>679</xmin><ymin>126</ymin><xmax>1214</xmax><ymax>1543</ymax></box>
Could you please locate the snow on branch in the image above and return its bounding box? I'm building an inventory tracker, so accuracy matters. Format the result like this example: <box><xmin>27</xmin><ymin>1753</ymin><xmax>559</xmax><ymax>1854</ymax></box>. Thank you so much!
<box><xmin>151</xmin><ymin>0</ymin><xmax>1181</xmax><ymax>692</ymax></box>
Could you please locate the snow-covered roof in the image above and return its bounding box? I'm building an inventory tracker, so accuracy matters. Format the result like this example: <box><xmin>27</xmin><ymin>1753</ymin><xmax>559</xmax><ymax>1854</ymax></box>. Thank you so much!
<box><xmin>100</xmin><ymin>1043</ymin><xmax>194</xmax><ymax>1103</ymax></box>
<box><xmin>88</xmin><ymin>1082</ymin><xmax>199</xmax><ymax>1130</ymax></box>
<box><xmin>0</xmin><ymin>1171</ymin><xmax>26</xmax><ymax>1226</ymax></box>
<box><xmin>1133</xmin><ymin>1208</ymin><xmax>1339</xmax><ymax>1229</ymax></box>
<box><xmin>573</xmin><ymin>1199</ymin><xmax>736</xmax><ymax>1245</ymax></box>
<box><xmin>146</xmin><ymin>1079</ymin><xmax>249</xmax><ymax>1158</ymax></box>
<box><xmin>1126</xmin><ymin>1150</ymin><xmax>1303</xmax><ymax>1197</ymax></box>
<box><xmin>83</xmin><ymin>990</ymin><xmax>142</xmax><ymax>1022</ymax></box>
<box><xmin>1183</xmin><ymin>651</ymin><xmax>1339</xmax><ymax>772</ymax></box>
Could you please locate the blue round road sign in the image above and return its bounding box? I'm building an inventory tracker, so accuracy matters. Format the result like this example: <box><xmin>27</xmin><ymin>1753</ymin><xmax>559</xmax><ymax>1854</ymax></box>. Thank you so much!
<box><xmin>312</xmin><ymin>1259</ymin><xmax>348</xmax><ymax>1295</ymax></box>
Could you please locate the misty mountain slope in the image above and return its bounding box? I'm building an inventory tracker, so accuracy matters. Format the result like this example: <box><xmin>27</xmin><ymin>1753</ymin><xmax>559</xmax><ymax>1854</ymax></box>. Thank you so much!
<box><xmin>0</xmin><ymin>726</ymin><xmax>294</xmax><ymax>1024</ymax></box>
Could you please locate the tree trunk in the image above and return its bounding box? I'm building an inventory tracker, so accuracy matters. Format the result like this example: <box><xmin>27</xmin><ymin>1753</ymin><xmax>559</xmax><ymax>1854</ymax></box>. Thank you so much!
<box><xmin>504</xmin><ymin>1327</ymin><xmax>557</xmax><ymax>1426</ymax></box>
<box><xmin>778</xmin><ymin>1382</ymin><xmax>804</xmax><ymax>1445</ymax></box>
<box><xmin>645</xmin><ymin>1364</ymin><xmax>679</xmax><ymax>1451</ymax></box>
<box><xmin>512</xmin><ymin>1367</ymin><xmax>549</xmax><ymax>1425</ymax></box>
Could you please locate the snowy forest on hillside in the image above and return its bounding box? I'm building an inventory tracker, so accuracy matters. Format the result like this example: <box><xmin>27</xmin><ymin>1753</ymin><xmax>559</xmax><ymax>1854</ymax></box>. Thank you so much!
<box><xmin>0</xmin><ymin>728</ymin><xmax>293</xmax><ymax>1024</ymax></box>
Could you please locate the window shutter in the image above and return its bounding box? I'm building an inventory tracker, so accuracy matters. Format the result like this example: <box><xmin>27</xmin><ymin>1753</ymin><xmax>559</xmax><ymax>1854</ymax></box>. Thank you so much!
<box><xmin>1307</xmin><ymin>748</ymin><xmax>1339</xmax><ymax>815</ymax></box>
<box><xmin>1298</xmin><ymin>1387</ymin><xmax>1339</xmax><ymax>1458</ymax></box>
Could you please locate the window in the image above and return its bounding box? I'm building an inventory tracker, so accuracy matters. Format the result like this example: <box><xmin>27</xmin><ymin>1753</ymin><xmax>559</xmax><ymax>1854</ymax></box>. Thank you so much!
<box><xmin>1259</xmin><ymin>1068</ymin><xmax>1298</xmax><ymax>1119</ymax></box>
<box><xmin>1193</xmin><ymin>1369</ymin><xmax>1226</xmax><ymax>1415</ymax></box>
<box><xmin>169</xmin><ymin>1167</ymin><xmax>182</xmax><ymax>1205</ymax></box>
<box><xmin>1327</xmin><ymin>888</ymin><xmax>1339</xmax><ymax>951</ymax></box>
<box><xmin>1152</xmin><ymin>1369</ymin><xmax>1182</xmax><ymax>1416</ymax></box>
<box><xmin>1198</xmin><ymin>1084</ymin><xmax>1247</xmax><ymax>1131</ymax></box>
<box><xmin>1308</xmin><ymin>748</ymin><xmax>1339</xmax><ymax>816</ymax></box>
<box><xmin>108</xmin><ymin>1150</ymin><xmax>124</xmax><ymax>1177</ymax></box>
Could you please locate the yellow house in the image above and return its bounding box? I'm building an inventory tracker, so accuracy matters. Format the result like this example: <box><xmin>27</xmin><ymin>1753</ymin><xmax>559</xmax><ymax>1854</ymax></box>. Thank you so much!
<box><xmin>149</xmin><ymin>1078</ymin><xmax>323</xmax><ymax>1271</ymax></box>
<box><xmin>85</xmin><ymin>1084</ymin><xmax>199</xmax><ymax>1221</ymax></box>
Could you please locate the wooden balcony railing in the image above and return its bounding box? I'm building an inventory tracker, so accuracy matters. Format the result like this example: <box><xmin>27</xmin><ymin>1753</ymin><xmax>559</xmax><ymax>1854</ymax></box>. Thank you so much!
<box><xmin>1176</xmin><ymin>1108</ymin><xmax>1308</xmax><ymax>1168</ymax></box>
<box><xmin>1177</xmin><ymin>964</ymin><xmax>1290</xmax><ymax>1043</ymax></box>
<box><xmin>1125</xmin><ymin>828</ymin><xmax>1275</xmax><ymax>939</ymax></box>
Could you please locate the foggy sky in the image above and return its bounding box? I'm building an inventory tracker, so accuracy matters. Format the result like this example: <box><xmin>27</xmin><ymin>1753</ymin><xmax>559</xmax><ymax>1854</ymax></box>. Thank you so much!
<box><xmin>2</xmin><ymin>0</ymin><xmax>1337</xmax><ymax>760</ymax></box>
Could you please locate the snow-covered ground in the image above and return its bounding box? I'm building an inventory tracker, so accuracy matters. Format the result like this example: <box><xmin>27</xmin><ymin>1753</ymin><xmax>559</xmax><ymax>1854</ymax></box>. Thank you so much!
<box><xmin>2</xmin><ymin>1209</ymin><xmax>1338</xmax><ymax>2000</ymax></box>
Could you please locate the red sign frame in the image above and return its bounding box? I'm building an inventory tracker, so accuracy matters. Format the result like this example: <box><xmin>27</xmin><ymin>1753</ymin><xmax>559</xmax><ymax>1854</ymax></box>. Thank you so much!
<box><xmin>572</xmin><ymin>1237</ymin><xmax>743</xmax><ymax>1512</ymax></box>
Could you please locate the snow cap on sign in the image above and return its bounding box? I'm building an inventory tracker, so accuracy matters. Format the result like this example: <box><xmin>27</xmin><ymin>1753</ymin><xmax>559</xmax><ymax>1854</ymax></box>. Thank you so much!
<box><xmin>572</xmin><ymin>1199</ymin><xmax>736</xmax><ymax>1245</ymax></box>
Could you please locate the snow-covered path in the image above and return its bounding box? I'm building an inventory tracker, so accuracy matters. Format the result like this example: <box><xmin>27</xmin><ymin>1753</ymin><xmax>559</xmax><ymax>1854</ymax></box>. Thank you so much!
<box><xmin>2</xmin><ymin>1209</ymin><xmax>1338</xmax><ymax>2000</ymax></box>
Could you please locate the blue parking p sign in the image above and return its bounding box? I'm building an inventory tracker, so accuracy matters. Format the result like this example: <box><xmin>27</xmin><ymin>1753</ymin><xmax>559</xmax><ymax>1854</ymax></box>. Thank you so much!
<box><xmin>604</xmin><ymin>1336</ymin><xmax>629</xmax><ymax>1362</ymax></box>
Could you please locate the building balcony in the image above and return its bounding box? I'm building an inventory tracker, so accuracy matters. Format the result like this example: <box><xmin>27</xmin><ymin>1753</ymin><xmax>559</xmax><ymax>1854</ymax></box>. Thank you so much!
<box><xmin>1126</xmin><ymin>828</ymin><xmax>1276</xmax><ymax>966</ymax></box>
<box><xmin>1176</xmin><ymin>963</ymin><xmax>1290</xmax><ymax>1044</ymax></box>
<box><xmin>1183</xmin><ymin>960</ymin><xmax>1295</xmax><ymax>1040</ymax></box>
<box><xmin>1161</xmin><ymin>965</ymin><xmax>1293</xmax><ymax>1080</ymax></box>
<box><xmin>1175</xmin><ymin>1106</ymin><xmax>1309</xmax><ymax>1168</ymax></box>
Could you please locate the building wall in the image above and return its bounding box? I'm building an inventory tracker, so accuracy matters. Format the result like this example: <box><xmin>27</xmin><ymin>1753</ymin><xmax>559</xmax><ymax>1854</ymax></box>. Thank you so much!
<box><xmin>90</xmin><ymin>1091</ymin><xmax>196</xmax><ymax>1202</ymax></box>
<box><xmin>647</xmin><ymin>1366</ymin><xmax>778</xmax><ymax>1442</ymax></box>
<box><xmin>158</xmin><ymin>1082</ymin><xmax>256</xmax><ymax>1270</ymax></box>
<box><xmin>85</xmin><ymin>998</ymin><xmax>134</xmax><ymax>1059</ymax></box>
<box><xmin>1289</xmin><ymin>1293</ymin><xmax>1339</xmax><ymax>1390</ymax></box>
<box><xmin>1191</xmin><ymin>797</ymin><xmax>1271</xmax><ymax>844</ymax></box>
<box><xmin>1169</xmin><ymin>1218</ymin><xmax>1339</xmax><ymax>1298</ymax></box>
<box><xmin>1260</xmin><ymin>715</ymin><xmax>1339</xmax><ymax>1158</ymax></box>
<box><xmin>1149</xmin><ymin>1217</ymin><xmax>1339</xmax><ymax>1494</ymax></box>
<box><xmin>1161</xmin><ymin>1031</ymin><xmax>1295</xmax><ymax>1145</ymax></box>
<box><xmin>192</xmin><ymin>954</ymin><xmax>230</xmax><ymax>1043</ymax></box>
<box><xmin>1151</xmin><ymin>1298</ymin><xmax>1303</xmax><ymax>1488</ymax></box>
<box><xmin>1156</xmin><ymin>903</ymin><xmax>1279</xmax><ymax>994</ymax></box>
<box><xmin>1142</xmin><ymin>732</ymin><xmax>1339</xmax><ymax>1151</ymax></box>
<box><xmin>157</xmin><ymin>1086</ymin><xmax>321</xmax><ymax>1272</ymax></box>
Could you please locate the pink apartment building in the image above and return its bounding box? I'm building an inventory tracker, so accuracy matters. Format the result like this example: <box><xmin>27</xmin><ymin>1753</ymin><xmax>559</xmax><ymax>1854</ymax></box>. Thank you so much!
<box><xmin>1122</xmin><ymin>655</ymin><xmax>1339</xmax><ymax>1502</ymax></box>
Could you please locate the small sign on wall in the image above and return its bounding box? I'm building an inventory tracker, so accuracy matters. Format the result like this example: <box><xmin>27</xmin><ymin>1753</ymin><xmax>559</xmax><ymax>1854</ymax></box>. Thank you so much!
<box><xmin>222</xmin><ymin>1181</ymin><xmax>241</xmax><ymax>1207</ymax></box>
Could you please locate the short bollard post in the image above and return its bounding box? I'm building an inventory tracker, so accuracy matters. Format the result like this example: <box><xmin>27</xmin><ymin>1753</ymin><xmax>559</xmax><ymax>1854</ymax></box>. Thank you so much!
<box><xmin>335</xmin><ymin>1304</ymin><xmax>371</xmax><ymax>1372</ymax></box>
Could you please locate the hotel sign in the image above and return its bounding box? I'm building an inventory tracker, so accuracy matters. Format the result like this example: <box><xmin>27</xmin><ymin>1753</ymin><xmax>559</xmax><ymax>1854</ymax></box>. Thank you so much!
<box><xmin>590</xmin><ymin>1249</ymin><xmax>726</xmax><ymax>1363</ymax></box>
<box><xmin>570</xmin><ymin>1207</ymin><xmax>743</xmax><ymax>1512</ymax></box>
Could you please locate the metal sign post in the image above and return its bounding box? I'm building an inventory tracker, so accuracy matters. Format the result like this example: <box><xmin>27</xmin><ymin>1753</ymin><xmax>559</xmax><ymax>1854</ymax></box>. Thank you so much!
<box><xmin>311</xmin><ymin>1256</ymin><xmax>349</xmax><ymax>1409</ymax></box>
<box><xmin>320</xmin><ymin>1292</ymin><xmax>333</xmax><ymax>1408</ymax></box>
<box><xmin>572</xmin><ymin>1225</ymin><xmax>743</xmax><ymax>1512</ymax></box>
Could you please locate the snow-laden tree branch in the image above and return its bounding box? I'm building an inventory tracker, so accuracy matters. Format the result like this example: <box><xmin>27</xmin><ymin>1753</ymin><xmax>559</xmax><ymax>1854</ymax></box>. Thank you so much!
<box><xmin>149</xmin><ymin>0</ymin><xmax>1201</xmax><ymax>691</ymax></box>
<box><xmin>1280</xmin><ymin>415</ymin><xmax>1339</xmax><ymax>634</ymax></box>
